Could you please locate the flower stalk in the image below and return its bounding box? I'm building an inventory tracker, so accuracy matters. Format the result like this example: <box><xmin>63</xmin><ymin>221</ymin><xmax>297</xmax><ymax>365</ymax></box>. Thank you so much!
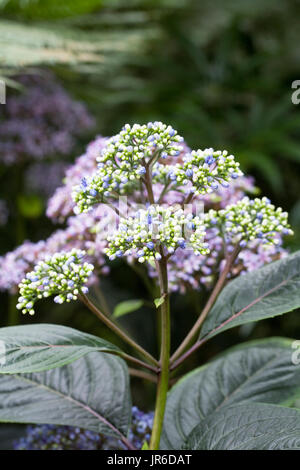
<box><xmin>80</xmin><ymin>293</ymin><xmax>159</xmax><ymax>369</ymax></box>
<box><xmin>170</xmin><ymin>244</ymin><xmax>241</xmax><ymax>365</ymax></box>
<box><xmin>149</xmin><ymin>255</ymin><xmax>171</xmax><ymax>450</ymax></box>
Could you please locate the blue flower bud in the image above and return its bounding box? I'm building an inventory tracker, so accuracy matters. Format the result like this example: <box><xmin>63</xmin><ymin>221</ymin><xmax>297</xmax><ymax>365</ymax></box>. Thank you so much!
<box><xmin>80</xmin><ymin>178</ymin><xmax>88</xmax><ymax>188</ymax></box>
<box><xmin>205</xmin><ymin>155</ymin><xmax>215</xmax><ymax>165</ymax></box>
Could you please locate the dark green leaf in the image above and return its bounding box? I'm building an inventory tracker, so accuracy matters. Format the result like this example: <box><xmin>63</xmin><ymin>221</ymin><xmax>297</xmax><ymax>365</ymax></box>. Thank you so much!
<box><xmin>184</xmin><ymin>403</ymin><xmax>300</xmax><ymax>450</ymax></box>
<box><xmin>200</xmin><ymin>251</ymin><xmax>300</xmax><ymax>341</ymax></box>
<box><xmin>161</xmin><ymin>338</ymin><xmax>300</xmax><ymax>450</ymax></box>
<box><xmin>0</xmin><ymin>353</ymin><xmax>131</xmax><ymax>439</ymax></box>
<box><xmin>0</xmin><ymin>324</ymin><xmax>119</xmax><ymax>373</ymax></box>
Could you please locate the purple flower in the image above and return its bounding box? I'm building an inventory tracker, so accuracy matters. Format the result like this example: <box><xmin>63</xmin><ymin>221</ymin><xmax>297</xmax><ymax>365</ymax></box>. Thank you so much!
<box><xmin>14</xmin><ymin>407</ymin><xmax>154</xmax><ymax>450</ymax></box>
<box><xmin>0</xmin><ymin>72</ymin><xmax>94</xmax><ymax>166</ymax></box>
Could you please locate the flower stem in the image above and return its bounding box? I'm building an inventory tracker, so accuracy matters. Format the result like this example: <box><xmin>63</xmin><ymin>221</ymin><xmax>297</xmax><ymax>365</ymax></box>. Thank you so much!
<box><xmin>170</xmin><ymin>245</ymin><xmax>240</xmax><ymax>365</ymax></box>
<box><xmin>117</xmin><ymin>352</ymin><xmax>158</xmax><ymax>373</ymax></box>
<box><xmin>149</xmin><ymin>255</ymin><xmax>170</xmax><ymax>450</ymax></box>
<box><xmin>80</xmin><ymin>294</ymin><xmax>159</xmax><ymax>368</ymax></box>
<box><xmin>128</xmin><ymin>368</ymin><xmax>158</xmax><ymax>383</ymax></box>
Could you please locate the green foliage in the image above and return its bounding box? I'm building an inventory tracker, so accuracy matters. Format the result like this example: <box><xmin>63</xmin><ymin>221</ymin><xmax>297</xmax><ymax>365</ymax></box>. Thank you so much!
<box><xmin>0</xmin><ymin>324</ymin><xmax>120</xmax><ymax>373</ymax></box>
<box><xmin>0</xmin><ymin>353</ymin><xmax>131</xmax><ymax>438</ymax></box>
<box><xmin>200</xmin><ymin>251</ymin><xmax>300</xmax><ymax>341</ymax></box>
<box><xmin>154</xmin><ymin>296</ymin><xmax>166</xmax><ymax>309</ymax></box>
<box><xmin>161</xmin><ymin>339</ymin><xmax>300</xmax><ymax>449</ymax></box>
<box><xmin>76</xmin><ymin>0</ymin><xmax>299</xmax><ymax>204</ymax></box>
<box><xmin>0</xmin><ymin>20</ymin><xmax>150</xmax><ymax>69</ymax></box>
<box><xmin>184</xmin><ymin>403</ymin><xmax>300</xmax><ymax>450</ymax></box>
<box><xmin>0</xmin><ymin>0</ymin><xmax>299</xmax><ymax>207</ymax></box>
<box><xmin>17</xmin><ymin>194</ymin><xmax>43</xmax><ymax>219</ymax></box>
<box><xmin>0</xmin><ymin>0</ymin><xmax>103</xmax><ymax>20</ymax></box>
<box><xmin>113</xmin><ymin>299</ymin><xmax>144</xmax><ymax>318</ymax></box>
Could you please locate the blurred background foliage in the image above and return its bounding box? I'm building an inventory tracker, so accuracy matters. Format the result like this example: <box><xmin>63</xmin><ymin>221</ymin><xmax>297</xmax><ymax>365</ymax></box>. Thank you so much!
<box><xmin>0</xmin><ymin>0</ymin><xmax>300</xmax><ymax>432</ymax></box>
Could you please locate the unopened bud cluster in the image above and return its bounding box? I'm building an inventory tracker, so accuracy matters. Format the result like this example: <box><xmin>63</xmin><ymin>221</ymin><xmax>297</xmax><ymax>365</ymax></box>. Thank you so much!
<box><xmin>153</xmin><ymin>148</ymin><xmax>243</xmax><ymax>195</ymax></box>
<box><xmin>206</xmin><ymin>197</ymin><xmax>293</xmax><ymax>247</ymax></box>
<box><xmin>72</xmin><ymin>122</ymin><xmax>183</xmax><ymax>213</ymax></box>
<box><xmin>105</xmin><ymin>205</ymin><xmax>209</xmax><ymax>263</ymax></box>
<box><xmin>17</xmin><ymin>249</ymin><xmax>94</xmax><ymax>315</ymax></box>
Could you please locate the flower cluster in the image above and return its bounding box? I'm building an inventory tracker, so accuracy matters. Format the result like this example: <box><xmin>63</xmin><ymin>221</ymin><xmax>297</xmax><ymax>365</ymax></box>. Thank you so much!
<box><xmin>129</xmin><ymin>406</ymin><xmax>154</xmax><ymax>449</ymax></box>
<box><xmin>146</xmin><ymin>178</ymin><xmax>288</xmax><ymax>293</ymax></box>
<box><xmin>0</xmin><ymin>72</ymin><xmax>94</xmax><ymax>165</ymax></box>
<box><xmin>14</xmin><ymin>407</ymin><xmax>154</xmax><ymax>450</ymax></box>
<box><xmin>162</xmin><ymin>230</ymin><xmax>286</xmax><ymax>293</ymax></box>
<box><xmin>0</xmin><ymin>124</ymin><xmax>293</xmax><ymax>299</ymax></box>
<box><xmin>105</xmin><ymin>205</ymin><xmax>209</xmax><ymax>263</ymax></box>
<box><xmin>16</xmin><ymin>250</ymin><xmax>94</xmax><ymax>315</ymax></box>
<box><xmin>0</xmin><ymin>205</ymin><xmax>113</xmax><ymax>294</ymax></box>
<box><xmin>72</xmin><ymin>122</ymin><xmax>183</xmax><ymax>213</ymax></box>
<box><xmin>200</xmin><ymin>175</ymin><xmax>258</xmax><ymax>209</ymax></box>
<box><xmin>47</xmin><ymin>136</ymin><xmax>108</xmax><ymax>222</ymax></box>
<box><xmin>153</xmin><ymin>148</ymin><xmax>243</xmax><ymax>195</ymax></box>
<box><xmin>206</xmin><ymin>196</ymin><xmax>293</xmax><ymax>247</ymax></box>
<box><xmin>0</xmin><ymin>241</ymin><xmax>47</xmax><ymax>294</ymax></box>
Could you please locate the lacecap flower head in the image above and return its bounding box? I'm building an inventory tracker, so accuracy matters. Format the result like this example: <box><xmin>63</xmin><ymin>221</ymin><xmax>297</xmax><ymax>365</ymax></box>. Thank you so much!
<box><xmin>205</xmin><ymin>196</ymin><xmax>293</xmax><ymax>247</ymax></box>
<box><xmin>105</xmin><ymin>205</ymin><xmax>210</xmax><ymax>263</ymax></box>
<box><xmin>153</xmin><ymin>148</ymin><xmax>243</xmax><ymax>195</ymax></box>
<box><xmin>72</xmin><ymin>122</ymin><xmax>184</xmax><ymax>213</ymax></box>
<box><xmin>17</xmin><ymin>249</ymin><xmax>94</xmax><ymax>315</ymax></box>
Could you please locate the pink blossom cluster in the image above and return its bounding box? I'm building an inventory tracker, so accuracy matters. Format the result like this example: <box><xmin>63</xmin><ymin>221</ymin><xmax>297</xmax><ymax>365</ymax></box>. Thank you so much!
<box><xmin>162</xmin><ymin>231</ymin><xmax>286</xmax><ymax>293</ymax></box>
<box><xmin>0</xmin><ymin>134</ymin><xmax>288</xmax><ymax>295</ymax></box>
<box><xmin>0</xmin><ymin>205</ymin><xmax>112</xmax><ymax>293</ymax></box>
<box><xmin>46</xmin><ymin>136</ymin><xmax>108</xmax><ymax>222</ymax></box>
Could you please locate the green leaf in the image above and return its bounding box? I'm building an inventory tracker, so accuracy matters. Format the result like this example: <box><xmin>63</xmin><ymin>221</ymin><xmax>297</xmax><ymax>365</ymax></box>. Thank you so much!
<box><xmin>200</xmin><ymin>251</ymin><xmax>300</xmax><ymax>342</ymax></box>
<box><xmin>161</xmin><ymin>338</ymin><xmax>300</xmax><ymax>450</ymax></box>
<box><xmin>0</xmin><ymin>324</ymin><xmax>120</xmax><ymax>373</ymax></box>
<box><xmin>184</xmin><ymin>403</ymin><xmax>300</xmax><ymax>450</ymax></box>
<box><xmin>113</xmin><ymin>299</ymin><xmax>143</xmax><ymax>318</ymax></box>
<box><xmin>142</xmin><ymin>441</ymin><xmax>149</xmax><ymax>450</ymax></box>
<box><xmin>17</xmin><ymin>194</ymin><xmax>43</xmax><ymax>219</ymax></box>
<box><xmin>154</xmin><ymin>295</ymin><xmax>165</xmax><ymax>308</ymax></box>
<box><xmin>0</xmin><ymin>353</ymin><xmax>131</xmax><ymax>439</ymax></box>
